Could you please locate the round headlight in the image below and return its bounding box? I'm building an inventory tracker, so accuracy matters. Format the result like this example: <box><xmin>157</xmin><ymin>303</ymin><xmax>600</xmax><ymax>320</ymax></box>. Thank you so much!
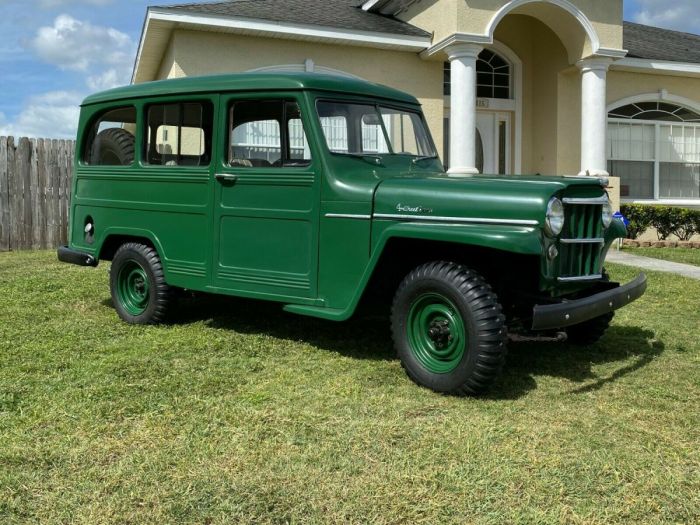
<box><xmin>545</xmin><ymin>197</ymin><xmax>565</xmax><ymax>237</ymax></box>
<box><xmin>602</xmin><ymin>197</ymin><xmax>613</xmax><ymax>229</ymax></box>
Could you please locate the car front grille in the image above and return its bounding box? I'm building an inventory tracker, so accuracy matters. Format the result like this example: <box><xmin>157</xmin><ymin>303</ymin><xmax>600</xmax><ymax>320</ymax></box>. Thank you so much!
<box><xmin>557</xmin><ymin>198</ymin><xmax>605</xmax><ymax>281</ymax></box>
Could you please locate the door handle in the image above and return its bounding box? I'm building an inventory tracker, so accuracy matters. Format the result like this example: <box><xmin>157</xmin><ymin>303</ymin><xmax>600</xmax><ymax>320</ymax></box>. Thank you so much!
<box><xmin>215</xmin><ymin>173</ymin><xmax>239</xmax><ymax>183</ymax></box>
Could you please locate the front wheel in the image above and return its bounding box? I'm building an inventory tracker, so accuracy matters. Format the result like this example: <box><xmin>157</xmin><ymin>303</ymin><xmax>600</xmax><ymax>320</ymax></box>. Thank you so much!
<box><xmin>391</xmin><ymin>261</ymin><xmax>507</xmax><ymax>396</ymax></box>
<box><xmin>110</xmin><ymin>243</ymin><xmax>173</xmax><ymax>324</ymax></box>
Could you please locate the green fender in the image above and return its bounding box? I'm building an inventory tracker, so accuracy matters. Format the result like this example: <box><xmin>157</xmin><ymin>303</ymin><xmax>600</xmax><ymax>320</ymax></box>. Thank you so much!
<box><xmin>284</xmin><ymin>221</ymin><xmax>542</xmax><ymax>321</ymax></box>
<box><xmin>601</xmin><ymin>218</ymin><xmax>628</xmax><ymax>262</ymax></box>
<box><xmin>95</xmin><ymin>226</ymin><xmax>166</xmax><ymax>264</ymax></box>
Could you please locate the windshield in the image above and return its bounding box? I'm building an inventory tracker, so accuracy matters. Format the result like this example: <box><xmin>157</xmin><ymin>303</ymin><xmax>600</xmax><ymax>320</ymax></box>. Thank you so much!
<box><xmin>316</xmin><ymin>101</ymin><xmax>437</xmax><ymax>158</ymax></box>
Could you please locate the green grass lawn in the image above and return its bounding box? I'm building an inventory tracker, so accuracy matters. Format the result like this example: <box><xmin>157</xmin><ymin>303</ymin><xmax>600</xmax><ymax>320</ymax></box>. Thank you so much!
<box><xmin>622</xmin><ymin>246</ymin><xmax>700</xmax><ymax>266</ymax></box>
<box><xmin>1</xmin><ymin>251</ymin><xmax>698</xmax><ymax>524</ymax></box>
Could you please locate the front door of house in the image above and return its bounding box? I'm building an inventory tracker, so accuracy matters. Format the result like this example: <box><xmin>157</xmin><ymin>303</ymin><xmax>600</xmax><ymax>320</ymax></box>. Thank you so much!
<box><xmin>476</xmin><ymin>111</ymin><xmax>511</xmax><ymax>174</ymax></box>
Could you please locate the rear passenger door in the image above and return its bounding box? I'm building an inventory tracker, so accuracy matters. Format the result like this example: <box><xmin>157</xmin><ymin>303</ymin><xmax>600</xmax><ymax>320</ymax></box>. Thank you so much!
<box><xmin>212</xmin><ymin>93</ymin><xmax>319</xmax><ymax>300</ymax></box>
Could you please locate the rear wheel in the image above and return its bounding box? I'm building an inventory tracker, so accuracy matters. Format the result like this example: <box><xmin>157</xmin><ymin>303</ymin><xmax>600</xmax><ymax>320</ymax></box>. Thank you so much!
<box><xmin>110</xmin><ymin>243</ymin><xmax>172</xmax><ymax>324</ymax></box>
<box><xmin>566</xmin><ymin>312</ymin><xmax>614</xmax><ymax>345</ymax></box>
<box><xmin>391</xmin><ymin>261</ymin><xmax>507</xmax><ymax>396</ymax></box>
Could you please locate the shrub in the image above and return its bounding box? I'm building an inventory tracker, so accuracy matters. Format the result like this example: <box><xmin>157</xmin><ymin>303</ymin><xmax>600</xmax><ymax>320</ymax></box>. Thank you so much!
<box><xmin>620</xmin><ymin>204</ymin><xmax>700</xmax><ymax>241</ymax></box>
<box><xmin>671</xmin><ymin>208</ymin><xmax>699</xmax><ymax>241</ymax></box>
<box><xmin>620</xmin><ymin>204</ymin><xmax>654</xmax><ymax>239</ymax></box>
<box><xmin>650</xmin><ymin>206</ymin><xmax>677</xmax><ymax>240</ymax></box>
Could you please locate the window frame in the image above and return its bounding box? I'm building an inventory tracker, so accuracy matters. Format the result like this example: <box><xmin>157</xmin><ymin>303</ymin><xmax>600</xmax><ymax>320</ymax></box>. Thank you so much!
<box><xmin>82</xmin><ymin>105</ymin><xmax>138</xmax><ymax>167</ymax></box>
<box><xmin>443</xmin><ymin>49</ymin><xmax>512</xmax><ymax>100</ymax></box>
<box><xmin>142</xmin><ymin>98</ymin><xmax>215</xmax><ymax>169</ymax></box>
<box><xmin>608</xmin><ymin>111</ymin><xmax>700</xmax><ymax>202</ymax></box>
<box><xmin>314</xmin><ymin>97</ymin><xmax>437</xmax><ymax>159</ymax></box>
<box><xmin>227</xmin><ymin>98</ymin><xmax>313</xmax><ymax>169</ymax></box>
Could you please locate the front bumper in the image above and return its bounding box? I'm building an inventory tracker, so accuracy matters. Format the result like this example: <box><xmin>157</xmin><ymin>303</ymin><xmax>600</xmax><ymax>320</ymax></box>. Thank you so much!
<box><xmin>57</xmin><ymin>246</ymin><xmax>98</xmax><ymax>267</ymax></box>
<box><xmin>532</xmin><ymin>274</ymin><xmax>647</xmax><ymax>330</ymax></box>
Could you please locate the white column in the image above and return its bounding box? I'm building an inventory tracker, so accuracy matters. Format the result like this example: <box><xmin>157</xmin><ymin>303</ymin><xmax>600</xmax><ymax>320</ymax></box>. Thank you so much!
<box><xmin>446</xmin><ymin>43</ymin><xmax>483</xmax><ymax>176</ymax></box>
<box><xmin>578</xmin><ymin>57</ymin><xmax>612</xmax><ymax>176</ymax></box>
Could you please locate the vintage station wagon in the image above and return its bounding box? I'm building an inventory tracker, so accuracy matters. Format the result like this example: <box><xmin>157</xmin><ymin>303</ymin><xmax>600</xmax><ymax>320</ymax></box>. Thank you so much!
<box><xmin>58</xmin><ymin>72</ymin><xmax>646</xmax><ymax>395</ymax></box>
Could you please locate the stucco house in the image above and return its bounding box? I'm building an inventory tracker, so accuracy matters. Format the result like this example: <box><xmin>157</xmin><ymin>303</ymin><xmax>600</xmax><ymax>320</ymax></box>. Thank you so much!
<box><xmin>131</xmin><ymin>0</ymin><xmax>700</xmax><ymax>209</ymax></box>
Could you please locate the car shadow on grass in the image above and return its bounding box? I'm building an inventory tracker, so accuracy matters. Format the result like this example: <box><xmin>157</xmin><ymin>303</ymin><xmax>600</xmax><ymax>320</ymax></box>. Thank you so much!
<box><xmin>145</xmin><ymin>294</ymin><xmax>664</xmax><ymax>397</ymax></box>
<box><xmin>166</xmin><ymin>293</ymin><xmax>396</xmax><ymax>361</ymax></box>
<box><xmin>489</xmin><ymin>326</ymin><xmax>664</xmax><ymax>400</ymax></box>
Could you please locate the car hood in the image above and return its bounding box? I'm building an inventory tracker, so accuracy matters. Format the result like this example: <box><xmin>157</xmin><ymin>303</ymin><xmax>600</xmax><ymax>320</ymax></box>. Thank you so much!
<box><xmin>373</xmin><ymin>173</ymin><xmax>608</xmax><ymax>227</ymax></box>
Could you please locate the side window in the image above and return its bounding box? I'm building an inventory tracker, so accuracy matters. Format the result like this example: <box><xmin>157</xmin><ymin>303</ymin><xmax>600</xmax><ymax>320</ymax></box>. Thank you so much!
<box><xmin>230</xmin><ymin>100</ymin><xmax>311</xmax><ymax>168</ymax></box>
<box><xmin>146</xmin><ymin>102</ymin><xmax>213</xmax><ymax>166</ymax></box>
<box><xmin>85</xmin><ymin>107</ymin><xmax>137</xmax><ymax>166</ymax></box>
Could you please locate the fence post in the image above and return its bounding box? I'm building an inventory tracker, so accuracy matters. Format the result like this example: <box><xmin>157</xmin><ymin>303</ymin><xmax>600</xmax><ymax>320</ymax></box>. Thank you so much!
<box><xmin>0</xmin><ymin>137</ymin><xmax>9</xmax><ymax>251</ymax></box>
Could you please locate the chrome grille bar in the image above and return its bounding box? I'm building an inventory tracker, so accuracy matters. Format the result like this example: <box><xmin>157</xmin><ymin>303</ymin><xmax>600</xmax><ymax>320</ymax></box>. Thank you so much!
<box><xmin>560</xmin><ymin>238</ymin><xmax>605</xmax><ymax>244</ymax></box>
<box><xmin>562</xmin><ymin>196</ymin><xmax>609</xmax><ymax>205</ymax></box>
<box><xmin>558</xmin><ymin>274</ymin><xmax>603</xmax><ymax>282</ymax></box>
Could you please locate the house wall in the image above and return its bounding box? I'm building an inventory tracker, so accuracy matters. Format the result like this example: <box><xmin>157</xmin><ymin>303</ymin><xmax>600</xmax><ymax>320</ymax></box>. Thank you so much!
<box><xmin>157</xmin><ymin>30</ymin><xmax>445</xmax><ymax>157</ymax></box>
<box><xmin>606</xmin><ymin>70</ymin><xmax>700</xmax><ymax>109</ymax></box>
<box><xmin>400</xmin><ymin>0</ymin><xmax>623</xmax><ymax>59</ymax></box>
<box><xmin>492</xmin><ymin>14</ymin><xmax>569</xmax><ymax>175</ymax></box>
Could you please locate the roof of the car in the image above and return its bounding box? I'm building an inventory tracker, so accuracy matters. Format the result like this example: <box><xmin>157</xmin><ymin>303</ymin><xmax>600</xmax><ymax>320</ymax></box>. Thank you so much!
<box><xmin>82</xmin><ymin>72</ymin><xmax>419</xmax><ymax>106</ymax></box>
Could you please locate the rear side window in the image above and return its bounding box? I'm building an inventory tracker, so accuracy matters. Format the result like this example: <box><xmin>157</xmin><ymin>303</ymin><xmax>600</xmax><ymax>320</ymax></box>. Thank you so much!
<box><xmin>146</xmin><ymin>102</ymin><xmax>214</xmax><ymax>166</ymax></box>
<box><xmin>84</xmin><ymin>107</ymin><xmax>137</xmax><ymax>166</ymax></box>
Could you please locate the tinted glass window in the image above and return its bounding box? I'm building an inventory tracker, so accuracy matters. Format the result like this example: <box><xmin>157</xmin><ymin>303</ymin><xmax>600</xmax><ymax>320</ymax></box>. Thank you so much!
<box><xmin>146</xmin><ymin>102</ymin><xmax>213</xmax><ymax>166</ymax></box>
<box><xmin>229</xmin><ymin>101</ymin><xmax>311</xmax><ymax>168</ymax></box>
<box><xmin>85</xmin><ymin>107</ymin><xmax>137</xmax><ymax>166</ymax></box>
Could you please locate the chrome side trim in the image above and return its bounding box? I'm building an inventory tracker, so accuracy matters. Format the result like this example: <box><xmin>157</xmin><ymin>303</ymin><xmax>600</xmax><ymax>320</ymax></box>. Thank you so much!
<box><xmin>372</xmin><ymin>213</ymin><xmax>539</xmax><ymax>226</ymax></box>
<box><xmin>557</xmin><ymin>274</ymin><xmax>603</xmax><ymax>282</ymax></box>
<box><xmin>562</xmin><ymin>196</ymin><xmax>609</xmax><ymax>205</ymax></box>
<box><xmin>324</xmin><ymin>213</ymin><xmax>371</xmax><ymax>220</ymax></box>
<box><xmin>560</xmin><ymin>238</ymin><xmax>605</xmax><ymax>244</ymax></box>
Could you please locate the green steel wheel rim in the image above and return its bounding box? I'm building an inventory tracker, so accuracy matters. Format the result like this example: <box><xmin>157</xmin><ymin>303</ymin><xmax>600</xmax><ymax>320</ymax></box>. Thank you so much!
<box><xmin>116</xmin><ymin>260</ymin><xmax>151</xmax><ymax>316</ymax></box>
<box><xmin>407</xmin><ymin>292</ymin><xmax>467</xmax><ymax>374</ymax></box>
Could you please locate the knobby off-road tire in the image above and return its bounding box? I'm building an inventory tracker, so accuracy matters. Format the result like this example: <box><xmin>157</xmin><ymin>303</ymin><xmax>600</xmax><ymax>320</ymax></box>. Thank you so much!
<box><xmin>391</xmin><ymin>261</ymin><xmax>508</xmax><ymax>396</ymax></box>
<box><xmin>566</xmin><ymin>312</ymin><xmax>614</xmax><ymax>345</ymax></box>
<box><xmin>110</xmin><ymin>243</ymin><xmax>173</xmax><ymax>324</ymax></box>
<box><xmin>92</xmin><ymin>128</ymin><xmax>135</xmax><ymax>166</ymax></box>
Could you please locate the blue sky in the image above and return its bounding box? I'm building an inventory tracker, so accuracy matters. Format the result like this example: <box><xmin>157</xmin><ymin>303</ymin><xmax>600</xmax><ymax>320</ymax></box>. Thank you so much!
<box><xmin>0</xmin><ymin>0</ymin><xmax>698</xmax><ymax>138</ymax></box>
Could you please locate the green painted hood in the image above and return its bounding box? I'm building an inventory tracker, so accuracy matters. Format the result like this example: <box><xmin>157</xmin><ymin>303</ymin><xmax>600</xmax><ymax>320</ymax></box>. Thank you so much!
<box><xmin>373</xmin><ymin>174</ymin><xmax>607</xmax><ymax>226</ymax></box>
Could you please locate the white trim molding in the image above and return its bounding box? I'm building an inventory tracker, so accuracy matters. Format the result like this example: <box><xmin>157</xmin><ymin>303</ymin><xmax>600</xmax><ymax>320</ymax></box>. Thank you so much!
<box><xmin>487</xmin><ymin>0</ymin><xmax>601</xmax><ymax>55</ymax></box>
<box><xmin>491</xmin><ymin>40</ymin><xmax>523</xmax><ymax>175</ymax></box>
<box><xmin>607</xmin><ymin>92</ymin><xmax>700</xmax><ymax>115</ymax></box>
<box><xmin>612</xmin><ymin>58</ymin><xmax>700</xmax><ymax>79</ymax></box>
<box><xmin>622</xmin><ymin>199</ymin><xmax>700</xmax><ymax>207</ymax></box>
<box><xmin>132</xmin><ymin>7</ymin><xmax>431</xmax><ymax>83</ymax></box>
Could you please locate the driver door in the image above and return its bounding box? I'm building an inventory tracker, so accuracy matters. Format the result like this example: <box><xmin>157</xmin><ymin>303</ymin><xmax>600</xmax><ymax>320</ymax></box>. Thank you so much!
<box><xmin>212</xmin><ymin>94</ymin><xmax>319</xmax><ymax>300</ymax></box>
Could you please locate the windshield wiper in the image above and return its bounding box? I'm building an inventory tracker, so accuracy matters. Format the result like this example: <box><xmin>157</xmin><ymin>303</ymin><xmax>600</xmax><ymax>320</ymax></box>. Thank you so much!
<box><xmin>412</xmin><ymin>155</ymin><xmax>438</xmax><ymax>164</ymax></box>
<box><xmin>343</xmin><ymin>153</ymin><xmax>383</xmax><ymax>164</ymax></box>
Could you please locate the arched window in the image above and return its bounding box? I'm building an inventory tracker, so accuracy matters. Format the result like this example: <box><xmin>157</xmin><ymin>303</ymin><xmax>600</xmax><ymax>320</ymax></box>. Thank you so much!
<box><xmin>609</xmin><ymin>102</ymin><xmax>700</xmax><ymax>123</ymax></box>
<box><xmin>444</xmin><ymin>49</ymin><xmax>511</xmax><ymax>99</ymax></box>
<box><xmin>608</xmin><ymin>101</ymin><xmax>700</xmax><ymax>201</ymax></box>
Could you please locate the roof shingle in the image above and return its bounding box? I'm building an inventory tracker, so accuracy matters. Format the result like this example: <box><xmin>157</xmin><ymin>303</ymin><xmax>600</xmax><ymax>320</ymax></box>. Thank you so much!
<box><xmin>157</xmin><ymin>0</ymin><xmax>431</xmax><ymax>38</ymax></box>
<box><xmin>624</xmin><ymin>21</ymin><xmax>700</xmax><ymax>64</ymax></box>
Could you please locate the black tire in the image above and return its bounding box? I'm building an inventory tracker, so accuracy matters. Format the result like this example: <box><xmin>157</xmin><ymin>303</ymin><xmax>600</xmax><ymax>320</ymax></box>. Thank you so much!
<box><xmin>566</xmin><ymin>312</ymin><xmax>614</xmax><ymax>345</ymax></box>
<box><xmin>110</xmin><ymin>243</ymin><xmax>173</xmax><ymax>324</ymax></box>
<box><xmin>91</xmin><ymin>128</ymin><xmax>135</xmax><ymax>166</ymax></box>
<box><xmin>391</xmin><ymin>261</ymin><xmax>507</xmax><ymax>396</ymax></box>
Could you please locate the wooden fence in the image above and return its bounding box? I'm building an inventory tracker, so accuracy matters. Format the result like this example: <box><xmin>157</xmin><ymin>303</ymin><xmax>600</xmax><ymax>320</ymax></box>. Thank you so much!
<box><xmin>0</xmin><ymin>137</ymin><xmax>75</xmax><ymax>252</ymax></box>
